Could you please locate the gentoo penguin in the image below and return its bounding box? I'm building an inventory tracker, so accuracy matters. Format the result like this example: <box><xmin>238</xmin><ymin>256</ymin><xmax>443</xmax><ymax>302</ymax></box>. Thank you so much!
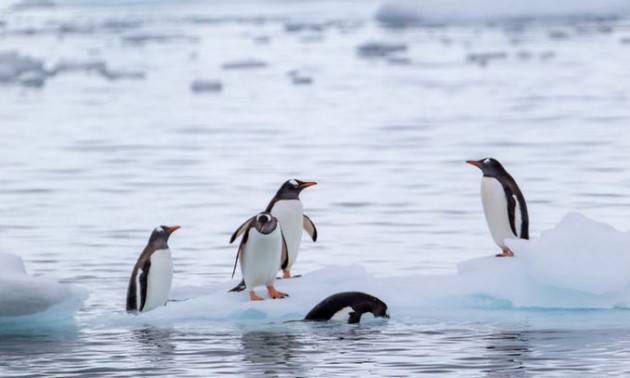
<box><xmin>231</xmin><ymin>212</ymin><xmax>289</xmax><ymax>301</ymax></box>
<box><xmin>304</xmin><ymin>292</ymin><xmax>389</xmax><ymax>324</ymax></box>
<box><xmin>229</xmin><ymin>179</ymin><xmax>317</xmax><ymax>292</ymax></box>
<box><xmin>126</xmin><ymin>225</ymin><xmax>180</xmax><ymax>313</ymax></box>
<box><xmin>467</xmin><ymin>158</ymin><xmax>529</xmax><ymax>257</ymax></box>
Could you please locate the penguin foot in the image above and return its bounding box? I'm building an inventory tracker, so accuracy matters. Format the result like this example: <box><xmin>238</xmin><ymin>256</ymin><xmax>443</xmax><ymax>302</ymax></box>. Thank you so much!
<box><xmin>249</xmin><ymin>291</ymin><xmax>264</xmax><ymax>301</ymax></box>
<box><xmin>495</xmin><ymin>249</ymin><xmax>514</xmax><ymax>257</ymax></box>
<box><xmin>282</xmin><ymin>271</ymin><xmax>291</xmax><ymax>279</ymax></box>
<box><xmin>267</xmin><ymin>286</ymin><xmax>288</xmax><ymax>299</ymax></box>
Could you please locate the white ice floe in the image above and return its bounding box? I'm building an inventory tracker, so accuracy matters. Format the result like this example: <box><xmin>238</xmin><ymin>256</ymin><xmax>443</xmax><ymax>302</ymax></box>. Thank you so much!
<box><xmin>0</xmin><ymin>253</ymin><xmax>86</xmax><ymax>322</ymax></box>
<box><xmin>114</xmin><ymin>213</ymin><xmax>630</xmax><ymax>326</ymax></box>
<box><xmin>376</xmin><ymin>0</ymin><xmax>630</xmax><ymax>24</ymax></box>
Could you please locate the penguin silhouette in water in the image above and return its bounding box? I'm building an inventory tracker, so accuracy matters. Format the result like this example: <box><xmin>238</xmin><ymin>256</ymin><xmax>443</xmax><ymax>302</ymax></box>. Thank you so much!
<box><xmin>229</xmin><ymin>179</ymin><xmax>317</xmax><ymax>292</ymax></box>
<box><xmin>230</xmin><ymin>212</ymin><xmax>289</xmax><ymax>301</ymax></box>
<box><xmin>467</xmin><ymin>158</ymin><xmax>529</xmax><ymax>257</ymax></box>
<box><xmin>126</xmin><ymin>225</ymin><xmax>180</xmax><ymax>313</ymax></box>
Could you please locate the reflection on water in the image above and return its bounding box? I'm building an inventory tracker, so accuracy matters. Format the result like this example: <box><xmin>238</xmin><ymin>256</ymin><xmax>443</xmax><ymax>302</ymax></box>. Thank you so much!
<box><xmin>240</xmin><ymin>330</ymin><xmax>306</xmax><ymax>377</ymax></box>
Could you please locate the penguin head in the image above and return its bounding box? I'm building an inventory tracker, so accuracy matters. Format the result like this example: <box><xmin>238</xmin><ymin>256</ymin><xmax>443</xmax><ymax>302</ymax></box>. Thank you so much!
<box><xmin>148</xmin><ymin>225</ymin><xmax>180</xmax><ymax>248</ymax></box>
<box><xmin>466</xmin><ymin>158</ymin><xmax>508</xmax><ymax>178</ymax></box>
<box><xmin>275</xmin><ymin>179</ymin><xmax>317</xmax><ymax>200</ymax></box>
<box><xmin>254</xmin><ymin>213</ymin><xmax>278</xmax><ymax>235</ymax></box>
<box><xmin>367</xmin><ymin>296</ymin><xmax>390</xmax><ymax>319</ymax></box>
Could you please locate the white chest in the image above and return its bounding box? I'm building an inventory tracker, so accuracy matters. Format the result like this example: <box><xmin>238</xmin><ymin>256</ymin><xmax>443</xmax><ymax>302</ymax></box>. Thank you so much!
<box><xmin>241</xmin><ymin>228</ymin><xmax>282</xmax><ymax>289</ymax></box>
<box><xmin>142</xmin><ymin>248</ymin><xmax>173</xmax><ymax>312</ymax></box>
<box><xmin>480</xmin><ymin>177</ymin><xmax>516</xmax><ymax>248</ymax></box>
<box><xmin>271</xmin><ymin>200</ymin><xmax>303</xmax><ymax>268</ymax></box>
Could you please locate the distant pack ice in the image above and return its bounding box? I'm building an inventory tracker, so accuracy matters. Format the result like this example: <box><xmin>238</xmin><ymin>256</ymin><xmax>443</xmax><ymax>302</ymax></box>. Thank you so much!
<box><xmin>376</xmin><ymin>0</ymin><xmax>630</xmax><ymax>24</ymax></box>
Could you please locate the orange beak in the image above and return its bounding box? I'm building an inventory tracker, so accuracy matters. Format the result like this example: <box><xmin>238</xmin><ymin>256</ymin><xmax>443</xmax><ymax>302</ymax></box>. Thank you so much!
<box><xmin>466</xmin><ymin>160</ymin><xmax>481</xmax><ymax>168</ymax></box>
<box><xmin>166</xmin><ymin>225</ymin><xmax>181</xmax><ymax>234</ymax></box>
<box><xmin>299</xmin><ymin>181</ymin><xmax>317</xmax><ymax>189</ymax></box>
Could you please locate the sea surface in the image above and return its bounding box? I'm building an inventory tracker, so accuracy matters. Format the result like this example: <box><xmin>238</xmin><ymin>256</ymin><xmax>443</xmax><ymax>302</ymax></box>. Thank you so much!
<box><xmin>2</xmin><ymin>0</ymin><xmax>630</xmax><ymax>376</ymax></box>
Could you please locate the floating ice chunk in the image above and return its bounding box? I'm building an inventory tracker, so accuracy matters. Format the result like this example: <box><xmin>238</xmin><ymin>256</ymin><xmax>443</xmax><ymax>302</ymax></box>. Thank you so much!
<box><xmin>190</xmin><ymin>79</ymin><xmax>223</xmax><ymax>93</ymax></box>
<box><xmin>121</xmin><ymin>34</ymin><xmax>198</xmax><ymax>46</ymax></box>
<box><xmin>287</xmin><ymin>70</ymin><xmax>313</xmax><ymax>85</ymax></box>
<box><xmin>11</xmin><ymin>0</ymin><xmax>55</xmax><ymax>10</ymax></box>
<box><xmin>357</xmin><ymin>42</ymin><xmax>408</xmax><ymax>58</ymax></box>
<box><xmin>0</xmin><ymin>253</ymin><xmax>86</xmax><ymax>319</ymax></box>
<box><xmin>112</xmin><ymin>213</ymin><xmax>630</xmax><ymax>326</ymax></box>
<box><xmin>222</xmin><ymin>59</ymin><xmax>268</xmax><ymax>70</ymax></box>
<box><xmin>0</xmin><ymin>50</ymin><xmax>46</xmax><ymax>86</ymax></box>
<box><xmin>50</xmin><ymin>60</ymin><xmax>144</xmax><ymax>81</ymax></box>
<box><xmin>466</xmin><ymin>51</ymin><xmax>508</xmax><ymax>67</ymax></box>
<box><xmin>507</xmin><ymin>213</ymin><xmax>630</xmax><ymax>295</ymax></box>
<box><xmin>376</xmin><ymin>0</ymin><xmax>630</xmax><ymax>24</ymax></box>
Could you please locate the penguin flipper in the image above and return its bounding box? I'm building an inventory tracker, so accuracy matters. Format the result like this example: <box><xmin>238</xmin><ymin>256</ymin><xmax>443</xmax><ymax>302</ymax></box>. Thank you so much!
<box><xmin>348</xmin><ymin>311</ymin><xmax>362</xmax><ymax>324</ymax></box>
<box><xmin>303</xmin><ymin>214</ymin><xmax>318</xmax><ymax>242</ymax></box>
<box><xmin>138</xmin><ymin>260</ymin><xmax>151</xmax><ymax>312</ymax></box>
<box><xmin>229</xmin><ymin>216</ymin><xmax>255</xmax><ymax>244</ymax></box>
<box><xmin>229</xmin><ymin>280</ymin><xmax>246</xmax><ymax>292</ymax></box>
<box><xmin>280</xmin><ymin>232</ymin><xmax>289</xmax><ymax>270</ymax></box>
<box><xmin>503</xmin><ymin>186</ymin><xmax>519</xmax><ymax>237</ymax></box>
<box><xmin>231</xmin><ymin>238</ymin><xmax>247</xmax><ymax>279</ymax></box>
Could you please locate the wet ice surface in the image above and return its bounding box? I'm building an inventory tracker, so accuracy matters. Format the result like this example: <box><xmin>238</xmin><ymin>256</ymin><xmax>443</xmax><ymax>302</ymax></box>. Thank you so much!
<box><xmin>2</xmin><ymin>0</ymin><xmax>630</xmax><ymax>376</ymax></box>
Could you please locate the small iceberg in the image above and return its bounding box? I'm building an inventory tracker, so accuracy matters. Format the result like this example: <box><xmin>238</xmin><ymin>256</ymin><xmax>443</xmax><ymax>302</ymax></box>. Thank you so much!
<box><xmin>0</xmin><ymin>253</ymin><xmax>86</xmax><ymax>326</ymax></box>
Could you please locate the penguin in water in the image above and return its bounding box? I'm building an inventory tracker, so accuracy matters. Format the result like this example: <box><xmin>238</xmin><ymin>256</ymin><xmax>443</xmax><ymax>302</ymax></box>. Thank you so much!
<box><xmin>229</xmin><ymin>179</ymin><xmax>317</xmax><ymax>292</ymax></box>
<box><xmin>467</xmin><ymin>158</ymin><xmax>529</xmax><ymax>257</ymax></box>
<box><xmin>304</xmin><ymin>292</ymin><xmax>389</xmax><ymax>324</ymax></box>
<box><xmin>126</xmin><ymin>225</ymin><xmax>180</xmax><ymax>313</ymax></box>
<box><xmin>230</xmin><ymin>212</ymin><xmax>289</xmax><ymax>301</ymax></box>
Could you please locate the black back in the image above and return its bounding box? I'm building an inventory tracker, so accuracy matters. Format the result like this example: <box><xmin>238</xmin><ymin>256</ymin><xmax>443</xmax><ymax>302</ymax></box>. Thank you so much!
<box><xmin>304</xmin><ymin>292</ymin><xmax>389</xmax><ymax>324</ymax></box>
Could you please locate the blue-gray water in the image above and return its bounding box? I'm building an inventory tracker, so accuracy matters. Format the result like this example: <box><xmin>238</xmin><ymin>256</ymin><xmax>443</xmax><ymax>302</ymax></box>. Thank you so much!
<box><xmin>2</xmin><ymin>0</ymin><xmax>630</xmax><ymax>376</ymax></box>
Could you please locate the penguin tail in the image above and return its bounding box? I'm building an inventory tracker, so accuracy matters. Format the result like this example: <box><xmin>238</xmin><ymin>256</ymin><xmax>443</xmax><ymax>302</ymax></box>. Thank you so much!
<box><xmin>228</xmin><ymin>279</ymin><xmax>246</xmax><ymax>292</ymax></box>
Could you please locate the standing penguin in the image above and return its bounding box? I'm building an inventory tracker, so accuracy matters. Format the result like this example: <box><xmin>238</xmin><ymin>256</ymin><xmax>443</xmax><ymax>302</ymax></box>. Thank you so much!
<box><xmin>126</xmin><ymin>225</ymin><xmax>180</xmax><ymax>313</ymax></box>
<box><xmin>467</xmin><ymin>158</ymin><xmax>529</xmax><ymax>257</ymax></box>
<box><xmin>229</xmin><ymin>179</ymin><xmax>317</xmax><ymax>292</ymax></box>
<box><xmin>231</xmin><ymin>212</ymin><xmax>289</xmax><ymax>301</ymax></box>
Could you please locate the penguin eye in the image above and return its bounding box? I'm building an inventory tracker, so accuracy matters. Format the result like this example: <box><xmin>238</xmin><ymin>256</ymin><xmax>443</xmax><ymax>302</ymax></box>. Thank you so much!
<box><xmin>289</xmin><ymin>179</ymin><xmax>298</xmax><ymax>187</ymax></box>
<box><xmin>155</xmin><ymin>226</ymin><xmax>163</xmax><ymax>233</ymax></box>
<box><xmin>483</xmin><ymin>159</ymin><xmax>491</xmax><ymax>164</ymax></box>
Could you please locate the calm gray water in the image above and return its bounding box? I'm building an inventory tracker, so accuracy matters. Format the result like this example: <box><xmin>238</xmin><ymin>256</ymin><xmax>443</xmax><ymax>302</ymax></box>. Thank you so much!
<box><xmin>2</xmin><ymin>0</ymin><xmax>630</xmax><ymax>376</ymax></box>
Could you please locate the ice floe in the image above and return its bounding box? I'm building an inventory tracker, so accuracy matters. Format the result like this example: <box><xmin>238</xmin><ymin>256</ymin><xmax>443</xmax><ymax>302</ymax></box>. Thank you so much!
<box><xmin>113</xmin><ymin>213</ymin><xmax>630</xmax><ymax>326</ymax></box>
<box><xmin>357</xmin><ymin>41</ymin><xmax>408</xmax><ymax>58</ymax></box>
<box><xmin>190</xmin><ymin>79</ymin><xmax>223</xmax><ymax>93</ymax></box>
<box><xmin>376</xmin><ymin>0</ymin><xmax>630</xmax><ymax>25</ymax></box>
<box><xmin>222</xmin><ymin>59</ymin><xmax>268</xmax><ymax>70</ymax></box>
<box><xmin>0</xmin><ymin>51</ymin><xmax>145</xmax><ymax>88</ymax></box>
<box><xmin>0</xmin><ymin>253</ymin><xmax>86</xmax><ymax>323</ymax></box>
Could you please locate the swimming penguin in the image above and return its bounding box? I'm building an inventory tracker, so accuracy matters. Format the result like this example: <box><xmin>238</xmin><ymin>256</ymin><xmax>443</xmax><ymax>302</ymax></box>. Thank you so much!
<box><xmin>229</xmin><ymin>179</ymin><xmax>317</xmax><ymax>292</ymax></box>
<box><xmin>304</xmin><ymin>292</ymin><xmax>389</xmax><ymax>324</ymax></box>
<box><xmin>467</xmin><ymin>158</ymin><xmax>529</xmax><ymax>257</ymax></box>
<box><xmin>230</xmin><ymin>212</ymin><xmax>289</xmax><ymax>301</ymax></box>
<box><xmin>126</xmin><ymin>225</ymin><xmax>180</xmax><ymax>313</ymax></box>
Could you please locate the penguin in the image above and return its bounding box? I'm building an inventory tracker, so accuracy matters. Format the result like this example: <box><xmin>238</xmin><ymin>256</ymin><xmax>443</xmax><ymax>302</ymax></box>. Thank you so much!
<box><xmin>229</xmin><ymin>179</ymin><xmax>317</xmax><ymax>292</ymax></box>
<box><xmin>304</xmin><ymin>292</ymin><xmax>389</xmax><ymax>324</ymax></box>
<box><xmin>230</xmin><ymin>212</ymin><xmax>289</xmax><ymax>301</ymax></box>
<box><xmin>126</xmin><ymin>225</ymin><xmax>180</xmax><ymax>313</ymax></box>
<box><xmin>467</xmin><ymin>158</ymin><xmax>529</xmax><ymax>257</ymax></box>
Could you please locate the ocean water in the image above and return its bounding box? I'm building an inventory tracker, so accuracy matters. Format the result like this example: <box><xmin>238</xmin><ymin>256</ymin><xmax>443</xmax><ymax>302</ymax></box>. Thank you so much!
<box><xmin>2</xmin><ymin>0</ymin><xmax>630</xmax><ymax>376</ymax></box>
